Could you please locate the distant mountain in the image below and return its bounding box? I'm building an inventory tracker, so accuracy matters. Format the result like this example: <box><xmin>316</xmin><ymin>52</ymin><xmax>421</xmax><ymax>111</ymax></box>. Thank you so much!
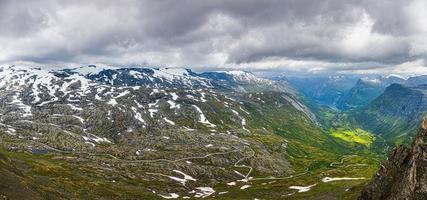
<box><xmin>359</xmin><ymin>119</ymin><xmax>427</xmax><ymax>199</ymax></box>
<box><xmin>337</xmin><ymin>75</ymin><xmax>406</xmax><ymax>110</ymax></box>
<box><xmin>351</xmin><ymin>84</ymin><xmax>427</xmax><ymax>144</ymax></box>
<box><xmin>405</xmin><ymin>75</ymin><xmax>427</xmax><ymax>86</ymax></box>
<box><xmin>286</xmin><ymin>75</ymin><xmax>359</xmax><ymax>107</ymax></box>
<box><xmin>286</xmin><ymin>74</ymin><xmax>427</xmax><ymax>111</ymax></box>
<box><xmin>199</xmin><ymin>70</ymin><xmax>297</xmax><ymax>94</ymax></box>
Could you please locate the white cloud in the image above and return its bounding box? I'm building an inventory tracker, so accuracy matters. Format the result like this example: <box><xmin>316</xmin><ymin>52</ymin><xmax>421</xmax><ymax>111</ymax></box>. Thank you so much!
<box><xmin>391</xmin><ymin>59</ymin><xmax>427</xmax><ymax>74</ymax></box>
<box><xmin>0</xmin><ymin>0</ymin><xmax>427</xmax><ymax>74</ymax></box>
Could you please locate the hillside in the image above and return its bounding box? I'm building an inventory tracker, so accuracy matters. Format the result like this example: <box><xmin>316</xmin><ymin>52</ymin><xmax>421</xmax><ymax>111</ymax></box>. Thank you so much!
<box><xmin>0</xmin><ymin>65</ymin><xmax>378</xmax><ymax>199</ymax></box>
<box><xmin>337</xmin><ymin>76</ymin><xmax>406</xmax><ymax>110</ymax></box>
<box><xmin>351</xmin><ymin>84</ymin><xmax>427</xmax><ymax>144</ymax></box>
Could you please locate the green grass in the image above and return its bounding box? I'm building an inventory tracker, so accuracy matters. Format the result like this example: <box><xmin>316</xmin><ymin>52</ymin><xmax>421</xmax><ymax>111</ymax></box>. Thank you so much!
<box><xmin>209</xmin><ymin>153</ymin><xmax>380</xmax><ymax>200</ymax></box>
<box><xmin>0</xmin><ymin>132</ymin><xmax>383</xmax><ymax>200</ymax></box>
<box><xmin>0</xmin><ymin>90</ymin><xmax>387</xmax><ymax>199</ymax></box>
<box><xmin>330</xmin><ymin>128</ymin><xmax>375</xmax><ymax>147</ymax></box>
<box><xmin>0</xmin><ymin>147</ymin><xmax>164</xmax><ymax>199</ymax></box>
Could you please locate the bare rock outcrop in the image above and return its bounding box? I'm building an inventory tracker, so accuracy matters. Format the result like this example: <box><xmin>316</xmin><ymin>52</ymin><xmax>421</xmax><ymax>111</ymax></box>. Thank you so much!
<box><xmin>359</xmin><ymin>118</ymin><xmax>427</xmax><ymax>199</ymax></box>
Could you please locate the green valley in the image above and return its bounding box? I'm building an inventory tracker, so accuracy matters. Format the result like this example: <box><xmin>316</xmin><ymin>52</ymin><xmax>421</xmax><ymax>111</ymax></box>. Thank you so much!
<box><xmin>330</xmin><ymin>128</ymin><xmax>375</xmax><ymax>147</ymax></box>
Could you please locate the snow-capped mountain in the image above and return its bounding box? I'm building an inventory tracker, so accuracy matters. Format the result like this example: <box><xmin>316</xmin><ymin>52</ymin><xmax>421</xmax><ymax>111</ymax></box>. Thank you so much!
<box><xmin>0</xmin><ymin>65</ymin><xmax>332</xmax><ymax>199</ymax></box>
<box><xmin>200</xmin><ymin>70</ymin><xmax>297</xmax><ymax>94</ymax></box>
<box><xmin>0</xmin><ymin>64</ymin><xmax>317</xmax><ymax>150</ymax></box>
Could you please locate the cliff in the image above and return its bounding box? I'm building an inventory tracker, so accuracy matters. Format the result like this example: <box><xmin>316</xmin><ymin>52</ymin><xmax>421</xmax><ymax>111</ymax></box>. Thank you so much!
<box><xmin>359</xmin><ymin>118</ymin><xmax>427</xmax><ymax>199</ymax></box>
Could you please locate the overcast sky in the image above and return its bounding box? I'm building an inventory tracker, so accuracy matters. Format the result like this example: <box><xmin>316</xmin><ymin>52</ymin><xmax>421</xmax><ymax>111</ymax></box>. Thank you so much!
<box><xmin>1</xmin><ymin>0</ymin><xmax>427</xmax><ymax>74</ymax></box>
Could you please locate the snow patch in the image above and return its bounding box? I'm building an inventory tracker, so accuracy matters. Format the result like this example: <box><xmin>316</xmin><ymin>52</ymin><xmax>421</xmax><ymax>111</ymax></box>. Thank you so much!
<box><xmin>107</xmin><ymin>98</ymin><xmax>118</xmax><ymax>106</ymax></box>
<box><xmin>321</xmin><ymin>177</ymin><xmax>366</xmax><ymax>182</ymax></box>
<box><xmin>167</xmin><ymin>100</ymin><xmax>179</xmax><ymax>109</ymax></box>
<box><xmin>240</xmin><ymin>185</ymin><xmax>251</xmax><ymax>190</ymax></box>
<box><xmin>159</xmin><ymin>193</ymin><xmax>179</xmax><ymax>199</ymax></box>
<box><xmin>194</xmin><ymin>187</ymin><xmax>215</xmax><ymax>198</ymax></box>
<box><xmin>227</xmin><ymin>182</ymin><xmax>236</xmax><ymax>186</ymax></box>
<box><xmin>289</xmin><ymin>184</ymin><xmax>316</xmax><ymax>193</ymax></box>
<box><xmin>167</xmin><ymin>170</ymin><xmax>197</xmax><ymax>186</ymax></box>
<box><xmin>163</xmin><ymin>117</ymin><xmax>175</xmax><ymax>125</ymax></box>
<box><xmin>170</xmin><ymin>92</ymin><xmax>179</xmax><ymax>100</ymax></box>
<box><xmin>192</xmin><ymin>105</ymin><xmax>216</xmax><ymax>127</ymax></box>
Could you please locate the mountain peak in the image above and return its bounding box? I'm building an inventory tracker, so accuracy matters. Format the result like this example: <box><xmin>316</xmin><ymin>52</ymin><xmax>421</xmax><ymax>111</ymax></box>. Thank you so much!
<box><xmin>69</xmin><ymin>65</ymin><xmax>118</xmax><ymax>75</ymax></box>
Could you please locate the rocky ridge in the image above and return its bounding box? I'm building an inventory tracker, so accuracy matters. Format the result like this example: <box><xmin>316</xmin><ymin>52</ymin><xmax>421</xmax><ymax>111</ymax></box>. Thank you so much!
<box><xmin>359</xmin><ymin>118</ymin><xmax>427</xmax><ymax>199</ymax></box>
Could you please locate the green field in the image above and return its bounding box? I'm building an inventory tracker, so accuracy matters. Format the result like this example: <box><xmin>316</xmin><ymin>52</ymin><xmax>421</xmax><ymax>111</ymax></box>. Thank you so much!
<box><xmin>330</xmin><ymin>128</ymin><xmax>376</xmax><ymax>147</ymax></box>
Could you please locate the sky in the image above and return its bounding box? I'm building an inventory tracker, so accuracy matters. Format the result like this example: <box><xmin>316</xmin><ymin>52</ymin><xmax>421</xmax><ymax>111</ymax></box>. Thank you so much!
<box><xmin>1</xmin><ymin>0</ymin><xmax>427</xmax><ymax>74</ymax></box>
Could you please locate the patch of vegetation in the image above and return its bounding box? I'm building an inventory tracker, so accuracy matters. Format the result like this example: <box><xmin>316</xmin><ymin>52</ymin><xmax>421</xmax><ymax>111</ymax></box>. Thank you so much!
<box><xmin>330</xmin><ymin>128</ymin><xmax>375</xmax><ymax>147</ymax></box>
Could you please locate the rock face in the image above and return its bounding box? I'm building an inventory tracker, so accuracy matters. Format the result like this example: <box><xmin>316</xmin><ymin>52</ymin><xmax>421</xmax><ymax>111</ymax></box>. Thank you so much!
<box><xmin>359</xmin><ymin>118</ymin><xmax>427</xmax><ymax>200</ymax></box>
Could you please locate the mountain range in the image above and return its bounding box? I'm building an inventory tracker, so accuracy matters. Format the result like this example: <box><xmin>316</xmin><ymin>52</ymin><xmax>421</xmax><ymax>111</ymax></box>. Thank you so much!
<box><xmin>0</xmin><ymin>65</ymin><xmax>368</xmax><ymax>199</ymax></box>
<box><xmin>287</xmin><ymin>74</ymin><xmax>427</xmax><ymax>111</ymax></box>
<box><xmin>0</xmin><ymin>65</ymin><xmax>425</xmax><ymax>199</ymax></box>
<box><xmin>351</xmin><ymin>84</ymin><xmax>427</xmax><ymax>144</ymax></box>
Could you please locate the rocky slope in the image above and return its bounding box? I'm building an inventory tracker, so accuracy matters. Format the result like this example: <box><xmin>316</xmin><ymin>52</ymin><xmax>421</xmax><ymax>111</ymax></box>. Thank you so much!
<box><xmin>359</xmin><ymin>118</ymin><xmax>427</xmax><ymax>200</ymax></box>
<box><xmin>0</xmin><ymin>65</ymin><xmax>358</xmax><ymax>199</ymax></box>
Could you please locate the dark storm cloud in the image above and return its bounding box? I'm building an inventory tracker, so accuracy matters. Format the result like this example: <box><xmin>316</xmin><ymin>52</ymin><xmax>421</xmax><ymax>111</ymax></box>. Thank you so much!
<box><xmin>0</xmin><ymin>0</ymin><xmax>427</xmax><ymax>73</ymax></box>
